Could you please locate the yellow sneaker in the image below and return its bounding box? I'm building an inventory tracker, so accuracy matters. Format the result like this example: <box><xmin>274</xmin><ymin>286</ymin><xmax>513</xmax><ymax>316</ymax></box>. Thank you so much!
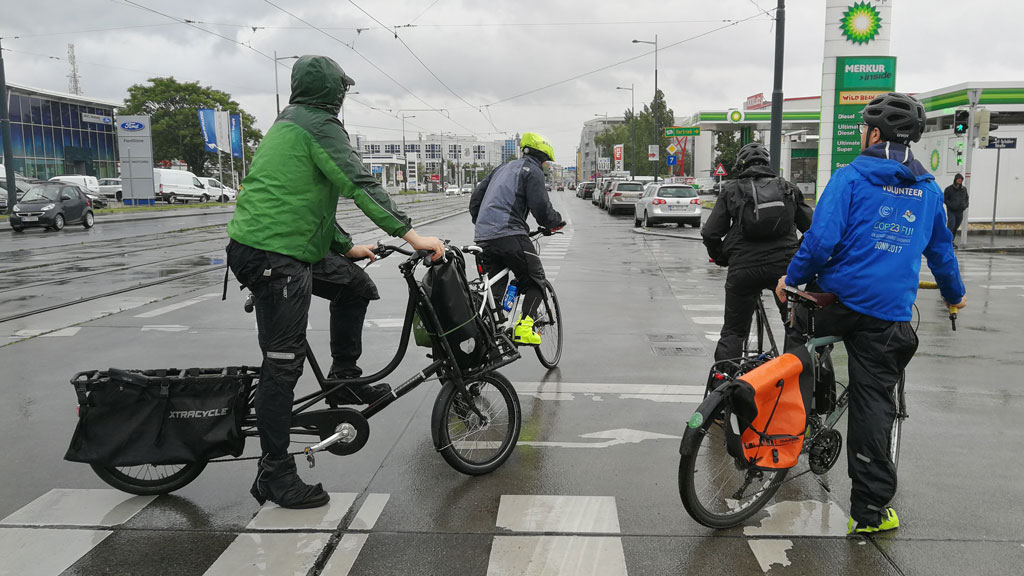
<box><xmin>847</xmin><ymin>507</ymin><xmax>899</xmax><ymax>536</ymax></box>
<box><xmin>513</xmin><ymin>316</ymin><xmax>542</xmax><ymax>345</ymax></box>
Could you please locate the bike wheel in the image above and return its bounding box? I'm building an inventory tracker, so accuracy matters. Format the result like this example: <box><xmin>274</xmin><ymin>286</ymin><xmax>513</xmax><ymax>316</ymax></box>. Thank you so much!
<box><xmin>533</xmin><ymin>280</ymin><xmax>563</xmax><ymax>369</ymax></box>
<box><xmin>432</xmin><ymin>371</ymin><xmax>521</xmax><ymax>475</ymax></box>
<box><xmin>678</xmin><ymin>402</ymin><xmax>787</xmax><ymax>528</ymax></box>
<box><xmin>889</xmin><ymin>372</ymin><xmax>906</xmax><ymax>468</ymax></box>
<box><xmin>90</xmin><ymin>461</ymin><xmax>207</xmax><ymax>496</ymax></box>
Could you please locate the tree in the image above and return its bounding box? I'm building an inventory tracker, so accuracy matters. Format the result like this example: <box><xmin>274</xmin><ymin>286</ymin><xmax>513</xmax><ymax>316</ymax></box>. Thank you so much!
<box><xmin>713</xmin><ymin>132</ymin><xmax>743</xmax><ymax>180</ymax></box>
<box><xmin>593</xmin><ymin>89</ymin><xmax>675</xmax><ymax>178</ymax></box>
<box><xmin>120</xmin><ymin>77</ymin><xmax>262</xmax><ymax>176</ymax></box>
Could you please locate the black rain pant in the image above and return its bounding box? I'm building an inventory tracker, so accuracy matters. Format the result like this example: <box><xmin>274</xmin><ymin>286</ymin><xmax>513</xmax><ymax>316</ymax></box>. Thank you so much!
<box><xmin>947</xmin><ymin>209</ymin><xmax>965</xmax><ymax>239</ymax></box>
<box><xmin>478</xmin><ymin>235</ymin><xmax>546</xmax><ymax>320</ymax></box>
<box><xmin>786</xmin><ymin>296</ymin><xmax>919</xmax><ymax>527</ymax></box>
<box><xmin>714</xmin><ymin>263</ymin><xmax>789</xmax><ymax>365</ymax></box>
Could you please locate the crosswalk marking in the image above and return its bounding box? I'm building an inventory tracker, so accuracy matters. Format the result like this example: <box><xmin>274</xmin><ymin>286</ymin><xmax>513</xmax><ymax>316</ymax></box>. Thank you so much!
<box><xmin>135</xmin><ymin>292</ymin><xmax>220</xmax><ymax>318</ymax></box>
<box><xmin>0</xmin><ymin>489</ymin><xmax>155</xmax><ymax>527</ymax></box>
<box><xmin>246</xmin><ymin>493</ymin><xmax>357</xmax><ymax>531</ymax></box>
<box><xmin>487</xmin><ymin>536</ymin><xmax>628</xmax><ymax>576</ymax></box>
<box><xmin>40</xmin><ymin>326</ymin><xmax>81</xmax><ymax>337</ymax></box>
<box><xmin>201</xmin><ymin>533</ymin><xmax>330</xmax><ymax>576</ymax></box>
<box><xmin>496</xmin><ymin>495</ymin><xmax>620</xmax><ymax>534</ymax></box>
<box><xmin>683</xmin><ymin>303</ymin><xmax>725</xmax><ymax>311</ymax></box>
<box><xmin>691</xmin><ymin>316</ymin><xmax>723</xmax><ymax>325</ymax></box>
<box><xmin>348</xmin><ymin>493</ymin><xmax>389</xmax><ymax>531</ymax></box>
<box><xmin>321</xmin><ymin>534</ymin><xmax>369</xmax><ymax>576</ymax></box>
<box><xmin>0</xmin><ymin>527</ymin><xmax>111</xmax><ymax>576</ymax></box>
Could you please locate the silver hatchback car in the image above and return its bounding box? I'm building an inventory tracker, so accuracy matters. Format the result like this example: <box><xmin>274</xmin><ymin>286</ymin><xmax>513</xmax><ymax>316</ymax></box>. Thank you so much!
<box><xmin>605</xmin><ymin>180</ymin><xmax>646</xmax><ymax>215</ymax></box>
<box><xmin>634</xmin><ymin>183</ymin><xmax>702</xmax><ymax>228</ymax></box>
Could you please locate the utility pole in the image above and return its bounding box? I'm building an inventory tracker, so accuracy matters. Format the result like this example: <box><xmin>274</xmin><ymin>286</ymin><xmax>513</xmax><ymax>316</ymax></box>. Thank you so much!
<box><xmin>401</xmin><ymin>114</ymin><xmax>415</xmax><ymax>194</ymax></box>
<box><xmin>0</xmin><ymin>37</ymin><xmax>18</xmax><ymax>214</ymax></box>
<box><xmin>769</xmin><ymin>0</ymin><xmax>786</xmax><ymax>173</ymax></box>
<box><xmin>632</xmin><ymin>36</ymin><xmax>659</xmax><ymax>181</ymax></box>
<box><xmin>67</xmin><ymin>44</ymin><xmax>82</xmax><ymax>95</ymax></box>
<box><xmin>617</xmin><ymin>85</ymin><xmax>635</xmax><ymax>180</ymax></box>
<box><xmin>960</xmin><ymin>88</ymin><xmax>982</xmax><ymax>248</ymax></box>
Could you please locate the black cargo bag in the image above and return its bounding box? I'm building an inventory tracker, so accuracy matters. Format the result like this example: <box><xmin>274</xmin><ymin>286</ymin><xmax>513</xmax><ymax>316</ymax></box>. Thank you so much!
<box><xmin>65</xmin><ymin>366</ymin><xmax>257</xmax><ymax>466</ymax></box>
<box><xmin>419</xmin><ymin>249</ymin><xmax>489</xmax><ymax>370</ymax></box>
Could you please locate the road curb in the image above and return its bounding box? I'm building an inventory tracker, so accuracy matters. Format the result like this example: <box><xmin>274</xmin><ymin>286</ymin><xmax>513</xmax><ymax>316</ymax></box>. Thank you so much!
<box><xmin>632</xmin><ymin>228</ymin><xmax>703</xmax><ymax>241</ymax></box>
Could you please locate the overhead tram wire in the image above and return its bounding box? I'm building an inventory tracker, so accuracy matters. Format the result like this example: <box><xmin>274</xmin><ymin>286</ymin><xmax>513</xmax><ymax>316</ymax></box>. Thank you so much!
<box><xmin>409</xmin><ymin>0</ymin><xmax>444</xmax><ymax>25</ymax></box>
<box><xmin>262</xmin><ymin>0</ymin><xmax>485</xmax><ymax>138</ymax></box>
<box><xmin>0</xmin><ymin>23</ymin><xmax>175</xmax><ymax>40</ymax></box>
<box><xmin>485</xmin><ymin>8</ymin><xmax>774</xmax><ymax>108</ymax></box>
<box><xmin>348</xmin><ymin>0</ymin><xmax>502</xmax><ymax>134</ymax></box>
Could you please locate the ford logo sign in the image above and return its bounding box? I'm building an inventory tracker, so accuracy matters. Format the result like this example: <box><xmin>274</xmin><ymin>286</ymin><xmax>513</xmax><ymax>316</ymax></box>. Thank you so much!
<box><xmin>120</xmin><ymin>121</ymin><xmax>145</xmax><ymax>131</ymax></box>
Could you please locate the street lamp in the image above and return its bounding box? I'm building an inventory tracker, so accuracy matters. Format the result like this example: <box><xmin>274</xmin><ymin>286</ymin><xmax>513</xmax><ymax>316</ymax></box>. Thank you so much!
<box><xmin>632</xmin><ymin>36</ymin><xmax>659</xmax><ymax>181</ymax></box>
<box><xmin>617</xmin><ymin>85</ymin><xmax>635</xmax><ymax>180</ymax></box>
<box><xmin>594</xmin><ymin>113</ymin><xmax>608</xmax><ymax>176</ymax></box>
<box><xmin>273</xmin><ymin>51</ymin><xmax>300</xmax><ymax>115</ymax></box>
<box><xmin>401</xmin><ymin>114</ymin><xmax>415</xmax><ymax>194</ymax></box>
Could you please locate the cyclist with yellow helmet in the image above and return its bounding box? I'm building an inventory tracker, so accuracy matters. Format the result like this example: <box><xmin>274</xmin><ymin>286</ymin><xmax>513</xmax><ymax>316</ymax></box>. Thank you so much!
<box><xmin>470</xmin><ymin>132</ymin><xmax>565</xmax><ymax>345</ymax></box>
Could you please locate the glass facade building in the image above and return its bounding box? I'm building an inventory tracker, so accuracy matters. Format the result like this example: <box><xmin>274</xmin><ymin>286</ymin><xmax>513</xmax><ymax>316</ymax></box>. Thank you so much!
<box><xmin>1</xmin><ymin>84</ymin><xmax>119</xmax><ymax>180</ymax></box>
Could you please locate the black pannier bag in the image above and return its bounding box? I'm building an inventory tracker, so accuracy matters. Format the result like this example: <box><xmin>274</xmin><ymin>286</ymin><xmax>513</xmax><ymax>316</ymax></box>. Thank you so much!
<box><xmin>65</xmin><ymin>366</ymin><xmax>257</xmax><ymax>466</ymax></box>
<box><xmin>419</xmin><ymin>249</ymin><xmax>489</xmax><ymax>369</ymax></box>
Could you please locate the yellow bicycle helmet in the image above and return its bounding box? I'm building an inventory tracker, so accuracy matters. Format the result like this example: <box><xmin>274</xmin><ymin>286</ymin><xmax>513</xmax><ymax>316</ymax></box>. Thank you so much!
<box><xmin>521</xmin><ymin>132</ymin><xmax>555</xmax><ymax>163</ymax></box>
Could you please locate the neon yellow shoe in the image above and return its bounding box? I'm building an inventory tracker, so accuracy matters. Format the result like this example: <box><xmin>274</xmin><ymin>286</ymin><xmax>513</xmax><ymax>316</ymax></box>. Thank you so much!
<box><xmin>513</xmin><ymin>316</ymin><xmax>542</xmax><ymax>345</ymax></box>
<box><xmin>847</xmin><ymin>507</ymin><xmax>899</xmax><ymax>536</ymax></box>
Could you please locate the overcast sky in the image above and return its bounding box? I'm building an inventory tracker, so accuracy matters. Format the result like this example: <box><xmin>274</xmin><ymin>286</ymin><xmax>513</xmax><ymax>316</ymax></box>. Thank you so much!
<box><xmin>2</xmin><ymin>0</ymin><xmax>1020</xmax><ymax>164</ymax></box>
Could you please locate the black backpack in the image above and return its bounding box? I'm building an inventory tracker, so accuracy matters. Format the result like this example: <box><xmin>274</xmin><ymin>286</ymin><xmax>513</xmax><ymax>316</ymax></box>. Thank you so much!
<box><xmin>739</xmin><ymin>177</ymin><xmax>797</xmax><ymax>241</ymax></box>
<box><xmin>420</xmin><ymin>250</ymin><xmax>489</xmax><ymax>370</ymax></box>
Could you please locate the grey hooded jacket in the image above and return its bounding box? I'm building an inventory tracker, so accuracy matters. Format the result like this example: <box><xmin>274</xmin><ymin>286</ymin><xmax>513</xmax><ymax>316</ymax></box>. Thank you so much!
<box><xmin>470</xmin><ymin>155</ymin><xmax>562</xmax><ymax>242</ymax></box>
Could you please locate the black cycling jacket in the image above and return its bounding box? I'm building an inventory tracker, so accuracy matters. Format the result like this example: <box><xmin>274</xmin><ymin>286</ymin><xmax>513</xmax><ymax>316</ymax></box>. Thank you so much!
<box><xmin>470</xmin><ymin>155</ymin><xmax>562</xmax><ymax>242</ymax></box>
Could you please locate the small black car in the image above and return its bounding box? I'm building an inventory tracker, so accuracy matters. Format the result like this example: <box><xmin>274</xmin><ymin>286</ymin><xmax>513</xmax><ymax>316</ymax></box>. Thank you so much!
<box><xmin>9</xmin><ymin>183</ymin><xmax>96</xmax><ymax>232</ymax></box>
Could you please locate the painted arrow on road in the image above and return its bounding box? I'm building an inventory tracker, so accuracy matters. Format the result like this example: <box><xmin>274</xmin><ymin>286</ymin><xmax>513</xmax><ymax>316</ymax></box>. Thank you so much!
<box><xmin>519</xmin><ymin>428</ymin><xmax>682</xmax><ymax>449</ymax></box>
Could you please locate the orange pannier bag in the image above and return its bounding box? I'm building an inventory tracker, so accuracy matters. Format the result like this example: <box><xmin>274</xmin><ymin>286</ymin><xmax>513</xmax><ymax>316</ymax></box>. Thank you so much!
<box><xmin>729</xmin><ymin>353</ymin><xmax>806</xmax><ymax>470</ymax></box>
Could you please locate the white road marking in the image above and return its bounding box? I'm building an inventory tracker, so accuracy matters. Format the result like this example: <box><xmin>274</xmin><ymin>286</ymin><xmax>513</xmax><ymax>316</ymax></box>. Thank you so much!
<box><xmin>321</xmin><ymin>534</ymin><xmax>369</xmax><ymax>576</ymax></box>
<box><xmin>134</xmin><ymin>292</ymin><xmax>220</xmax><ymax>318</ymax></box>
<box><xmin>748</xmin><ymin>539</ymin><xmax>794</xmax><ymax>573</ymax></box>
<box><xmin>487</xmin><ymin>536</ymin><xmax>628</xmax><ymax>576</ymax></box>
<box><xmin>348</xmin><ymin>493</ymin><xmax>389</xmax><ymax>531</ymax></box>
<box><xmin>683</xmin><ymin>304</ymin><xmax>725</xmax><ymax>311</ymax></box>
<box><xmin>514</xmin><ymin>382</ymin><xmax>705</xmax><ymax>396</ymax></box>
<box><xmin>11</xmin><ymin>329</ymin><xmax>45</xmax><ymax>338</ymax></box>
<box><xmin>364</xmin><ymin>318</ymin><xmax>404</xmax><ymax>328</ymax></box>
<box><xmin>141</xmin><ymin>325</ymin><xmax>190</xmax><ymax>332</ymax></box>
<box><xmin>496</xmin><ymin>495</ymin><xmax>620</xmax><ymax>534</ymax></box>
<box><xmin>41</xmin><ymin>327</ymin><xmax>81</xmax><ymax>337</ymax></box>
<box><xmin>0</xmin><ymin>489</ymin><xmax>156</xmax><ymax>527</ymax></box>
<box><xmin>246</xmin><ymin>493</ymin><xmax>357</xmax><ymax>531</ymax></box>
<box><xmin>691</xmin><ymin>316</ymin><xmax>723</xmax><ymax>324</ymax></box>
<box><xmin>0</xmin><ymin>527</ymin><xmax>111</xmax><ymax>576</ymax></box>
<box><xmin>518</xmin><ymin>428</ymin><xmax>681</xmax><ymax>450</ymax></box>
<box><xmin>980</xmin><ymin>284</ymin><xmax>1024</xmax><ymax>289</ymax></box>
<box><xmin>202</xmin><ymin>533</ymin><xmax>330</xmax><ymax>576</ymax></box>
<box><xmin>742</xmin><ymin>500</ymin><xmax>848</xmax><ymax>537</ymax></box>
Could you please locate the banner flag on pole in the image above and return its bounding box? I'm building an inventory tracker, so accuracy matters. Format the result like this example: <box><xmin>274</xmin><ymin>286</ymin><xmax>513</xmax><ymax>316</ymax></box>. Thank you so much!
<box><xmin>230</xmin><ymin>114</ymin><xmax>243</xmax><ymax>158</ymax></box>
<box><xmin>213</xmin><ymin>110</ymin><xmax>230</xmax><ymax>153</ymax></box>
<box><xmin>198</xmin><ymin>108</ymin><xmax>218</xmax><ymax>154</ymax></box>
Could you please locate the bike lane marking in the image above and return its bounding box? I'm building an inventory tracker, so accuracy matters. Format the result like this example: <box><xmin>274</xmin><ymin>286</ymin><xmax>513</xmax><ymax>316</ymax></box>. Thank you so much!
<box><xmin>134</xmin><ymin>292</ymin><xmax>220</xmax><ymax>318</ymax></box>
<box><xmin>246</xmin><ymin>493</ymin><xmax>357</xmax><ymax>531</ymax></box>
<box><xmin>348</xmin><ymin>493</ymin><xmax>390</xmax><ymax>531</ymax></box>
<box><xmin>0</xmin><ymin>527</ymin><xmax>111</xmax><ymax>576</ymax></box>
<box><xmin>201</xmin><ymin>533</ymin><xmax>330</xmax><ymax>576</ymax></box>
<box><xmin>0</xmin><ymin>488</ymin><xmax>156</xmax><ymax>527</ymax></box>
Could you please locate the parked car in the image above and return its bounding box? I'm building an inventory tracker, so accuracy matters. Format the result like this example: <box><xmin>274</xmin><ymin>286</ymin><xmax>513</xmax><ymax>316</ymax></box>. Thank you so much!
<box><xmin>596</xmin><ymin>179</ymin><xmax>623</xmax><ymax>209</ymax></box>
<box><xmin>81</xmin><ymin>189</ymin><xmax>108</xmax><ymax>209</ymax></box>
<box><xmin>634</xmin><ymin>183</ymin><xmax>702</xmax><ymax>228</ymax></box>
<box><xmin>593</xmin><ymin>180</ymin><xmax>611</xmax><ymax>207</ymax></box>
<box><xmin>576</xmin><ymin>182</ymin><xmax>595</xmax><ymax>199</ymax></box>
<box><xmin>9</xmin><ymin>183</ymin><xmax>96</xmax><ymax>232</ymax></box>
<box><xmin>0</xmin><ymin>177</ymin><xmax>33</xmax><ymax>211</ymax></box>
<box><xmin>200</xmin><ymin>177</ymin><xmax>236</xmax><ymax>202</ymax></box>
<box><xmin>444</xmin><ymin>184</ymin><xmax>460</xmax><ymax>197</ymax></box>
<box><xmin>460</xmin><ymin>184</ymin><xmax>474</xmax><ymax>195</ymax></box>
<box><xmin>154</xmin><ymin>168</ymin><xmax>208</xmax><ymax>203</ymax></box>
<box><xmin>556</xmin><ymin>184</ymin><xmax>564</xmax><ymax>191</ymax></box>
<box><xmin>98</xmin><ymin>178</ymin><xmax>123</xmax><ymax>202</ymax></box>
<box><xmin>604</xmin><ymin>180</ymin><xmax>646</xmax><ymax>215</ymax></box>
<box><xmin>49</xmin><ymin>174</ymin><xmax>100</xmax><ymax>195</ymax></box>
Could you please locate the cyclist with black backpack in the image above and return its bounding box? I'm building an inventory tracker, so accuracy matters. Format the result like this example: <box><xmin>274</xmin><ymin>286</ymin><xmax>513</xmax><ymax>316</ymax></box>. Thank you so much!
<box><xmin>701</xmin><ymin>142</ymin><xmax>813</xmax><ymax>367</ymax></box>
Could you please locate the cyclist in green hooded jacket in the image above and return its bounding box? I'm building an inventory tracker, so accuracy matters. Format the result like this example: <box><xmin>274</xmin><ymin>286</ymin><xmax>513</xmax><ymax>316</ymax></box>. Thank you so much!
<box><xmin>226</xmin><ymin>55</ymin><xmax>443</xmax><ymax>509</ymax></box>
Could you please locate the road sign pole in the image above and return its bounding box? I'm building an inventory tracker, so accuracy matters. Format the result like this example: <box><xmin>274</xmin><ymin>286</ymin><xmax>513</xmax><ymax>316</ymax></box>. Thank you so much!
<box><xmin>769</xmin><ymin>0</ymin><xmax>786</xmax><ymax>173</ymax></box>
<box><xmin>960</xmin><ymin>88</ymin><xmax>982</xmax><ymax>248</ymax></box>
<box><xmin>991</xmin><ymin>147</ymin><xmax>1001</xmax><ymax>241</ymax></box>
<box><xmin>0</xmin><ymin>37</ymin><xmax>19</xmax><ymax>214</ymax></box>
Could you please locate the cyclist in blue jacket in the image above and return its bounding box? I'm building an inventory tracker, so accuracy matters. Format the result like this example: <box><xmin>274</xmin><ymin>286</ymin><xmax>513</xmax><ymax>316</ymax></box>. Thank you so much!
<box><xmin>776</xmin><ymin>92</ymin><xmax>966</xmax><ymax>536</ymax></box>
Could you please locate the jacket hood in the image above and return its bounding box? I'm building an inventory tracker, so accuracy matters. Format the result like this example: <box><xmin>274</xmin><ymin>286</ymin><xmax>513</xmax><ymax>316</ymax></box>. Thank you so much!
<box><xmin>850</xmin><ymin>142</ymin><xmax>933</xmax><ymax>186</ymax></box>
<box><xmin>738</xmin><ymin>164</ymin><xmax>777</xmax><ymax>179</ymax></box>
<box><xmin>289</xmin><ymin>55</ymin><xmax>355</xmax><ymax>116</ymax></box>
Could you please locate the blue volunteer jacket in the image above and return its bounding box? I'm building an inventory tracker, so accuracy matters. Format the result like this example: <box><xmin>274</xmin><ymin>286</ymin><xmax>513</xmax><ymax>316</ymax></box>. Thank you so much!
<box><xmin>786</xmin><ymin>143</ymin><xmax>965</xmax><ymax>321</ymax></box>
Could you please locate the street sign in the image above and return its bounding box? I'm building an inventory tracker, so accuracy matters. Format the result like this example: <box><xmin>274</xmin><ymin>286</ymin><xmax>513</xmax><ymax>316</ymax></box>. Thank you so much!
<box><xmin>665</xmin><ymin>126</ymin><xmax>700</xmax><ymax>137</ymax></box>
<box><xmin>666</xmin><ymin>143</ymin><xmax>679</xmax><ymax>155</ymax></box>
<box><xmin>430</xmin><ymin>174</ymin><xmax>440</xmax><ymax>182</ymax></box>
<box><xmin>598</xmin><ymin>157</ymin><xmax>611</xmax><ymax>170</ymax></box>
<box><xmin>666</xmin><ymin>156</ymin><xmax>678</xmax><ymax>166</ymax></box>
<box><xmin>985</xmin><ymin>137</ymin><xmax>1017</xmax><ymax>149</ymax></box>
<box><xmin>714</xmin><ymin>163</ymin><xmax>728</xmax><ymax>177</ymax></box>
<box><xmin>370</xmin><ymin>165</ymin><xmax>383</xmax><ymax>175</ymax></box>
<box><xmin>648</xmin><ymin>145</ymin><xmax>659</xmax><ymax>161</ymax></box>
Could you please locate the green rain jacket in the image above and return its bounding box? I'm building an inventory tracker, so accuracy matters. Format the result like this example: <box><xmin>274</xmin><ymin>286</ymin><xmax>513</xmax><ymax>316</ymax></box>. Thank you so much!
<box><xmin>227</xmin><ymin>56</ymin><xmax>411</xmax><ymax>263</ymax></box>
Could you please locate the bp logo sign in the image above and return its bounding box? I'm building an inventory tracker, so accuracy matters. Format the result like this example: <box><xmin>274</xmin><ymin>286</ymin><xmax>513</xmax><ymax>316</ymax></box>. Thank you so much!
<box><xmin>728</xmin><ymin>110</ymin><xmax>745</xmax><ymax>123</ymax></box>
<box><xmin>930</xmin><ymin>149</ymin><xmax>941</xmax><ymax>171</ymax></box>
<box><xmin>840</xmin><ymin>2</ymin><xmax>882</xmax><ymax>45</ymax></box>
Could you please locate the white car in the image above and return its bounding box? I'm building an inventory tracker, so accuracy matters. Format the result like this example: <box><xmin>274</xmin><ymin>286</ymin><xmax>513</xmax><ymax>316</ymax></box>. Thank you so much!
<box><xmin>200</xmin><ymin>177</ymin><xmax>236</xmax><ymax>202</ymax></box>
<box><xmin>444</xmin><ymin>184</ymin><xmax>460</xmax><ymax>197</ymax></box>
<box><xmin>634</xmin><ymin>183</ymin><xmax>703</xmax><ymax>228</ymax></box>
<box><xmin>49</xmin><ymin>174</ymin><xmax>99</xmax><ymax>195</ymax></box>
<box><xmin>98</xmin><ymin>178</ymin><xmax>123</xmax><ymax>202</ymax></box>
<box><xmin>460</xmin><ymin>184</ymin><xmax>473</xmax><ymax>195</ymax></box>
<box><xmin>153</xmin><ymin>168</ymin><xmax>208</xmax><ymax>203</ymax></box>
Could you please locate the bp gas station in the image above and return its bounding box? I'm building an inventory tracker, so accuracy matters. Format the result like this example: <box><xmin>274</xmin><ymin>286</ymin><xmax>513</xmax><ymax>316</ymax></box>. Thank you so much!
<box><xmin>675</xmin><ymin>0</ymin><xmax>1024</xmax><ymax>223</ymax></box>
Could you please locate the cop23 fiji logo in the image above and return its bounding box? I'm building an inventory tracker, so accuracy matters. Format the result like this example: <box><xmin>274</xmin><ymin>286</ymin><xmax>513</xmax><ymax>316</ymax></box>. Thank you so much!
<box><xmin>840</xmin><ymin>2</ymin><xmax>883</xmax><ymax>45</ymax></box>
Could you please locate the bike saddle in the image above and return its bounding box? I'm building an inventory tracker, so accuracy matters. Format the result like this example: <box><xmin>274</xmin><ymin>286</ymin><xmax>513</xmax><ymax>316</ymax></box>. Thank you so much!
<box><xmin>783</xmin><ymin>286</ymin><xmax>838</xmax><ymax>309</ymax></box>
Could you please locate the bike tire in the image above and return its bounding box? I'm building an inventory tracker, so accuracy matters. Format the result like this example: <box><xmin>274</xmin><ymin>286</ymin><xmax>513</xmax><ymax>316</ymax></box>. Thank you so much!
<box><xmin>678</xmin><ymin>401</ymin><xmax>788</xmax><ymax>529</ymax></box>
<box><xmin>432</xmin><ymin>371</ymin><xmax>521</xmax><ymax>476</ymax></box>
<box><xmin>534</xmin><ymin>279</ymin><xmax>563</xmax><ymax>369</ymax></box>
<box><xmin>90</xmin><ymin>461</ymin><xmax>207</xmax><ymax>496</ymax></box>
<box><xmin>889</xmin><ymin>372</ymin><xmax>906</xmax><ymax>468</ymax></box>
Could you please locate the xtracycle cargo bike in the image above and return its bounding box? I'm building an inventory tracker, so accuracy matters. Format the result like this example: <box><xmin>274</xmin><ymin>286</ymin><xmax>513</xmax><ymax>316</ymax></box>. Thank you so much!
<box><xmin>678</xmin><ymin>282</ymin><xmax>957</xmax><ymax>528</ymax></box>
<box><xmin>66</xmin><ymin>242</ymin><xmax>524</xmax><ymax>495</ymax></box>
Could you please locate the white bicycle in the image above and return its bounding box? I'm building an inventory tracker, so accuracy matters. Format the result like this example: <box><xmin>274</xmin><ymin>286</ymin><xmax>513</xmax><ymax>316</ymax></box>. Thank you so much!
<box><xmin>460</xmin><ymin>229</ymin><xmax>564</xmax><ymax>369</ymax></box>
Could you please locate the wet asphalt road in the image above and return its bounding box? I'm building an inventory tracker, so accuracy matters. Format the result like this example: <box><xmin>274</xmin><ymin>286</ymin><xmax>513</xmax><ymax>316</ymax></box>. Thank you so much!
<box><xmin>1</xmin><ymin>192</ymin><xmax>1023</xmax><ymax>575</ymax></box>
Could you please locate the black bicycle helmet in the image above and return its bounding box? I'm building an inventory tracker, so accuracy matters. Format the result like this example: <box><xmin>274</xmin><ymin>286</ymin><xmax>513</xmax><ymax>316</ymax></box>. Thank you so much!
<box><xmin>861</xmin><ymin>92</ymin><xmax>926</xmax><ymax>144</ymax></box>
<box><xmin>735</xmin><ymin>142</ymin><xmax>771</xmax><ymax>171</ymax></box>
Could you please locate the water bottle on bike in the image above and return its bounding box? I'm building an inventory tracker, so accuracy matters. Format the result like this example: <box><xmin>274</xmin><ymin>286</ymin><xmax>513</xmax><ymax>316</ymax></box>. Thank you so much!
<box><xmin>501</xmin><ymin>281</ymin><xmax>518</xmax><ymax>312</ymax></box>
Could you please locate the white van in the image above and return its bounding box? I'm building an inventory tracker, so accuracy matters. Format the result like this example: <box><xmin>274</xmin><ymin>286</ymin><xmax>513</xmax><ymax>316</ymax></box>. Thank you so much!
<box><xmin>153</xmin><ymin>168</ymin><xmax>208</xmax><ymax>203</ymax></box>
<box><xmin>200</xmin><ymin>177</ymin><xmax>236</xmax><ymax>202</ymax></box>
<box><xmin>50</xmin><ymin>174</ymin><xmax>99</xmax><ymax>194</ymax></box>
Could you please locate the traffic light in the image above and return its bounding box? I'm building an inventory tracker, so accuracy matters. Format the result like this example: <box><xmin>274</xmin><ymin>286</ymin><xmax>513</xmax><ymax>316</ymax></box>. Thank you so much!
<box><xmin>978</xmin><ymin>109</ymin><xmax>998</xmax><ymax>148</ymax></box>
<box><xmin>953</xmin><ymin>110</ymin><xmax>969</xmax><ymax>135</ymax></box>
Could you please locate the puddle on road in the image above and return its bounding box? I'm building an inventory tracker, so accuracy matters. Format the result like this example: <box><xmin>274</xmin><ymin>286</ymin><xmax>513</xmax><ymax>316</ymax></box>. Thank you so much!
<box><xmin>743</xmin><ymin>500</ymin><xmax>848</xmax><ymax>538</ymax></box>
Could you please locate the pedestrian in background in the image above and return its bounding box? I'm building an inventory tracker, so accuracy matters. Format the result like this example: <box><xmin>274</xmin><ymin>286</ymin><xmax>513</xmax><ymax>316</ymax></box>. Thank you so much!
<box><xmin>943</xmin><ymin>173</ymin><xmax>968</xmax><ymax>245</ymax></box>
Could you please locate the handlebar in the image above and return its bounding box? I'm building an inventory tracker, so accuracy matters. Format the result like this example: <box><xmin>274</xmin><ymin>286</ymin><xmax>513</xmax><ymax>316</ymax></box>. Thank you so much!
<box><xmin>371</xmin><ymin>241</ymin><xmax>446</xmax><ymax>267</ymax></box>
<box><xmin>919</xmin><ymin>281</ymin><xmax>959</xmax><ymax>331</ymax></box>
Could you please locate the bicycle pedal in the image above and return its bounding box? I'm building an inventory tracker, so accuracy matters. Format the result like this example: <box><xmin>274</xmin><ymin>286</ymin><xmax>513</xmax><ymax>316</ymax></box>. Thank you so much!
<box><xmin>305</xmin><ymin>449</ymin><xmax>316</xmax><ymax>469</ymax></box>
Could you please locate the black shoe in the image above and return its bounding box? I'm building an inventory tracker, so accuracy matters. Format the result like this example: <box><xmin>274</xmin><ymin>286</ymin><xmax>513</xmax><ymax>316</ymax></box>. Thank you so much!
<box><xmin>250</xmin><ymin>455</ymin><xmax>330</xmax><ymax>509</ymax></box>
<box><xmin>326</xmin><ymin>382</ymin><xmax>393</xmax><ymax>405</ymax></box>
